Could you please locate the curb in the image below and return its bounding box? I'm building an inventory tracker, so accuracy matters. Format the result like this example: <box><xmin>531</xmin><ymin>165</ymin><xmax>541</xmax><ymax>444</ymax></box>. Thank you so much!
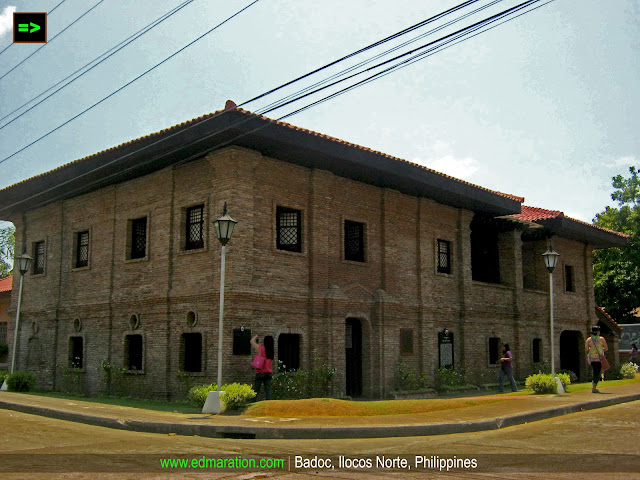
<box><xmin>1</xmin><ymin>393</ymin><xmax>639</xmax><ymax>439</ymax></box>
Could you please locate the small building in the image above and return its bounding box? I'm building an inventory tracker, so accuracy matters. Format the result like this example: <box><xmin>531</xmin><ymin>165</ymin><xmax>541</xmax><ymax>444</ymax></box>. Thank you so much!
<box><xmin>0</xmin><ymin>105</ymin><xmax>628</xmax><ymax>398</ymax></box>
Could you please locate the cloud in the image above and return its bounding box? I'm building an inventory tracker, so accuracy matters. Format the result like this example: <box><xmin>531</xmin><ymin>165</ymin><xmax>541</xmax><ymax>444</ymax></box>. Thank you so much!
<box><xmin>0</xmin><ymin>6</ymin><xmax>16</xmax><ymax>37</ymax></box>
<box><xmin>614</xmin><ymin>156</ymin><xmax>637</xmax><ymax>167</ymax></box>
<box><xmin>412</xmin><ymin>149</ymin><xmax>480</xmax><ymax>180</ymax></box>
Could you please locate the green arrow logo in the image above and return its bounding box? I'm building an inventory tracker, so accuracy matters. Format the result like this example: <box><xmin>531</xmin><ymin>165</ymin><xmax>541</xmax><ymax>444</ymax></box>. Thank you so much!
<box><xmin>18</xmin><ymin>22</ymin><xmax>40</xmax><ymax>33</ymax></box>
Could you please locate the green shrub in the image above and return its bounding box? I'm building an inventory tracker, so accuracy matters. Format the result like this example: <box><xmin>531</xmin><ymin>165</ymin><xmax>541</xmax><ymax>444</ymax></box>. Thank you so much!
<box><xmin>187</xmin><ymin>383</ymin><xmax>217</xmax><ymax>408</ymax></box>
<box><xmin>0</xmin><ymin>369</ymin><xmax>9</xmax><ymax>383</ymax></box>
<box><xmin>272</xmin><ymin>362</ymin><xmax>337</xmax><ymax>400</ymax></box>
<box><xmin>532</xmin><ymin>362</ymin><xmax>550</xmax><ymax>374</ymax></box>
<box><xmin>558</xmin><ymin>369</ymin><xmax>578</xmax><ymax>384</ymax></box>
<box><xmin>525</xmin><ymin>372</ymin><xmax>571</xmax><ymax>394</ymax></box>
<box><xmin>619</xmin><ymin>362</ymin><xmax>639</xmax><ymax>379</ymax></box>
<box><xmin>396</xmin><ymin>361</ymin><xmax>429</xmax><ymax>391</ymax></box>
<box><xmin>220</xmin><ymin>383</ymin><xmax>256</xmax><ymax>409</ymax></box>
<box><xmin>435</xmin><ymin>367</ymin><xmax>465</xmax><ymax>391</ymax></box>
<box><xmin>6</xmin><ymin>371</ymin><xmax>36</xmax><ymax>392</ymax></box>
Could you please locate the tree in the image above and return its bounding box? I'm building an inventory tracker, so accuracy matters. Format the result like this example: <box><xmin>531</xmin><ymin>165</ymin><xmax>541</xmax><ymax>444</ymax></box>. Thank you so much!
<box><xmin>0</xmin><ymin>225</ymin><xmax>15</xmax><ymax>278</ymax></box>
<box><xmin>593</xmin><ymin>167</ymin><xmax>640</xmax><ymax>323</ymax></box>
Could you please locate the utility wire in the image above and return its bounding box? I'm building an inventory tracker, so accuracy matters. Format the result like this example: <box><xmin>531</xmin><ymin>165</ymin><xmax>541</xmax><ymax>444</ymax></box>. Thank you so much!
<box><xmin>0</xmin><ymin>0</ymin><xmax>198</xmax><ymax>130</ymax></box>
<box><xmin>0</xmin><ymin>0</ymin><xmax>555</xmax><ymax>215</ymax></box>
<box><xmin>0</xmin><ymin>0</ymin><xmax>105</xmax><ymax>83</ymax></box>
<box><xmin>254</xmin><ymin>0</ymin><xmax>505</xmax><ymax>116</ymax></box>
<box><xmin>0</xmin><ymin>0</ymin><xmax>262</xmax><ymax>167</ymax></box>
<box><xmin>0</xmin><ymin>0</ymin><xmax>70</xmax><ymax>58</ymax></box>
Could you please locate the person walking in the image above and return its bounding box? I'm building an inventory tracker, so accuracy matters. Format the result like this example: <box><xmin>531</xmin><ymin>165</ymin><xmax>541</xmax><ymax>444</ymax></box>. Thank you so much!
<box><xmin>630</xmin><ymin>343</ymin><xmax>638</xmax><ymax>364</ymax></box>
<box><xmin>498</xmin><ymin>343</ymin><xmax>518</xmax><ymax>393</ymax></box>
<box><xmin>250</xmin><ymin>335</ymin><xmax>274</xmax><ymax>400</ymax></box>
<box><xmin>586</xmin><ymin>326</ymin><xmax>608</xmax><ymax>393</ymax></box>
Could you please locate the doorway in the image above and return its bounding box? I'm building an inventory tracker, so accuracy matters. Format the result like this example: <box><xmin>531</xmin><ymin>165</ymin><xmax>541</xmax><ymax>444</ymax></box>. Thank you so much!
<box><xmin>345</xmin><ymin>318</ymin><xmax>362</xmax><ymax>396</ymax></box>
<box><xmin>560</xmin><ymin>330</ymin><xmax>582</xmax><ymax>380</ymax></box>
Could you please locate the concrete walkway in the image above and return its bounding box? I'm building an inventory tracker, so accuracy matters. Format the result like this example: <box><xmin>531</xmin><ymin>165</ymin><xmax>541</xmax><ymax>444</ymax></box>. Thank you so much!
<box><xmin>1</xmin><ymin>383</ymin><xmax>639</xmax><ymax>439</ymax></box>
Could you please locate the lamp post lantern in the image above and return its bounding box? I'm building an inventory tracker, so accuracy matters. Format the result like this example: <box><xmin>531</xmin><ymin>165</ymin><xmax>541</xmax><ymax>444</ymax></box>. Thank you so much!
<box><xmin>542</xmin><ymin>241</ymin><xmax>561</xmax><ymax>392</ymax></box>
<box><xmin>202</xmin><ymin>203</ymin><xmax>237</xmax><ymax>414</ymax></box>
<box><xmin>1</xmin><ymin>252</ymin><xmax>32</xmax><ymax>391</ymax></box>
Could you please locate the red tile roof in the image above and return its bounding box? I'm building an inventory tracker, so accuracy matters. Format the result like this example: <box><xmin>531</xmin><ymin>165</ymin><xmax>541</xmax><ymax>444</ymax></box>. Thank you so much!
<box><xmin>0</xmin><ymin>275</ymin><xmax>12</xmax><ymax>293</ymax></box>
<box><xmin>0</xmin><ymin>105</ymin><xmax>525</xmax><ymax>204</ymax></box>
<box><xmin>595</xmin><ymin>305</ymin><xmax>623</xmax><ymax>332</ymax></box>
<box><xmin>510</xmin><ymin>206</ymin><xmax>629</xmax><ymax>239</ymax></box>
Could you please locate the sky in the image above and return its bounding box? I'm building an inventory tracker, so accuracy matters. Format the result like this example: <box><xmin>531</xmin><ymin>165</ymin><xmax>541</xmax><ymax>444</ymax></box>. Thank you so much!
<box><xmin>0</xmin><ymin>0</ymin><xmax>638</xmax><ymax>231</ymax></box>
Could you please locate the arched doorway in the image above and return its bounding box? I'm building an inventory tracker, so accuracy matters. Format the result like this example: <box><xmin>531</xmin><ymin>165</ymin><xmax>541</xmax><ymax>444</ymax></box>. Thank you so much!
<box><xmin>345</xmin><ymin>318</ymin><xmax>362</xmax><ymax>397</ymax></box>
<box><xmin>560</xmin><ymin>330</ymin><xmax>583</xmax><ymax>380</ymax></box>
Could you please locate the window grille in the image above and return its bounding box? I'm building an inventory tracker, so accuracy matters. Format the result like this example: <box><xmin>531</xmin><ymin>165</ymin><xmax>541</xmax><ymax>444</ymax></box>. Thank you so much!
<box><xmin>33</xmin><ymin>241</ymin><xmax>45</xmax><ymax>274</ymax></box>
<box><xmin>76</xmin><ymin>231</ymin><xmax>89</xmax><ymax>268</ymax></box>
<box><xmin>276</xmin><ymin>207</ymin><xmax>301</xmax><ymax>252</ymax></box>
<box><xmin>344</xmin><ymin>220</ymin><xmax>365</xmax><ymax>262</ymax></box>
<box><xmin>131</xmin><ymin>217</ymin><xmax>147</xmax><ymax>259</ymax></box>
<box><xmin>186</xmin><ymin>205</ymin><xmax>204</xmax><ymax>250</ymax></box>
<box><xmin>437</xmin><ymin>239</ymin><xmax>451</xmax><ymax>274</ymax></box>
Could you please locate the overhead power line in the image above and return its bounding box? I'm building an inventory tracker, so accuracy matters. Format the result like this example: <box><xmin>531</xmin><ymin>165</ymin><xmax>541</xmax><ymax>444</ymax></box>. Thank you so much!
<box><xmin>0</xmin><ymin>0</ymin><xmax>556</xmax><ymax>216</ymax></box>
<box><xmin>0</xmin><ymin>0</ymin><xmax>70</xmax><ymax>58</ymax></box>
<box><xmin>0</xmin><ymin>0</ymin><xmax>263</xmax><ymax>167</ymax></box>
<box><xmin>0</xmin><ymin>0</ymin><xmax>105</xmax><ymax>83</ymax></box>
<box><xmin>0</xmin><ymin>0</ymin><xmax>199</xmax><ymax>130</ymax></box>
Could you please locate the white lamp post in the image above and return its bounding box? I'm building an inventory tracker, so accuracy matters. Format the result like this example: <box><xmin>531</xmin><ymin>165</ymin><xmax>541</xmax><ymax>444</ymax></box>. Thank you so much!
<box><xmin>202</xmin><ymin>203</ymin><xmax>237</xmax><ymax>414</ymax></box>
<box><xmin>542</xmin><ymin>241</ymin><xmax>562</xmax><ymax>393</ymax></box>
<box><xmin>1</xmin><ymin>252</ymin><xmax>32</xmax><ymax>391</ymax></box>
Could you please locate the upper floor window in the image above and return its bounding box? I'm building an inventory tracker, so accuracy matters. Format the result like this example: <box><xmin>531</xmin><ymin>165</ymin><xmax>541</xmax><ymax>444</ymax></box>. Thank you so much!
<box><xmin>130</xmin><ymin>217</ymin><xmax>147</xmax><ymax>259</ymax></box>
<box><xmin>33</xmin><ymin>241</ymin><xmax>45</xmax><ymax>275</ymax></box>
<box><xmin>185</xmin><ymin>205</ymin><xmax>204</xmax><ymax>250</ymax></box>
<box><xmin>437</xmin><ymin>239</ymin><xmax>451</xmax><ymax>274</ymax></box>
<box><xmin>276</xmin><ymin>207</ymin><xmax>302</xmax><ymax>252</ymax></box>
<box><xmin>75</xmin><ymin>231</ymin><xmax>89</xmax><ymax>268</ymax></box>
<box><xmin>470</xmin><ymin>216</ymin><xmax>500</xmax><ymax>284</ymax></box>
<box><xmin>565</xmin><ymin>265</ymin><xmax>575</xmax><ymax>292</ymax></box>
<box><xmin>344</xmin><ymin>220</ymin><xmax>365</xmax><ymax>262</ymax></box>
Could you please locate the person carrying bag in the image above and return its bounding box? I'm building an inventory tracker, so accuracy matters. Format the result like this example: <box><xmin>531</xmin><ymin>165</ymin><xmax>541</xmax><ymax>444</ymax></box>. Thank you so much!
<box><xmin>250</xmin><ymin>335</ymin><xmax>274</xmax><ymax>400</ymax></box>
<box><xmin>586</xmin><ymin>326</ymin><xmax>608</xmax><ymax>393</ymax></box>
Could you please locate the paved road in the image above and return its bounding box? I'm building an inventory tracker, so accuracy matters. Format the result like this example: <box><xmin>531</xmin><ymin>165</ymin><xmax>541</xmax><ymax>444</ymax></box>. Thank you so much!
<box><xmin>2</xmin><ymin>400</ymin><xmax>639</xmax><ymax>479</ymax></box>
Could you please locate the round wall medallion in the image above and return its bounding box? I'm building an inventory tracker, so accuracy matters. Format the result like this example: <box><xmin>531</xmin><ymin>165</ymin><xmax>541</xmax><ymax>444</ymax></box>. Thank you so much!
<box><xmin>129</xmin><ymin>314</ymin><xmax>140</xmax><ymax>330</ymax></box>
<box><xmin>73</xmin><ymin>318</ymin><xmax>82</xmax><ymax>332</ymax></box>
<box><xmin>186</xmin><ymin>311</ymin><xmax>197</xmax><ymax>327</ymax></box>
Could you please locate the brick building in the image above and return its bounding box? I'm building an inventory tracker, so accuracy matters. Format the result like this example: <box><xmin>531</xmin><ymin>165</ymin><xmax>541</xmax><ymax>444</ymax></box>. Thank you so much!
<box><xmin>0</xmin><ymin>276</ymin><xmax>11</xmax><ymax>365</ymax></box>
<box><xmin>0</xmin><ymin>105</ymin><xmax>627</xmax><ymax>398</ymax></box>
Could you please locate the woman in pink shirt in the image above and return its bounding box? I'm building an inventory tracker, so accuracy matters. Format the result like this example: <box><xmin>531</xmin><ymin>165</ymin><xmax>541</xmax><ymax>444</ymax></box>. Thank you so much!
<box><xmin>250</xmin><ymin>335</ymin><xmax>274</xmax><ymax>400</ymax></box>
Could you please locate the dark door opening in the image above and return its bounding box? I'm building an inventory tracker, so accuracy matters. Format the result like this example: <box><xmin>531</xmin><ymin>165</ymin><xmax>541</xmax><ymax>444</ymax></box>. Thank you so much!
<box><xmin>560</xmin><ymin>330</ymin><xmax>581</xmax><ymax>380</ymax></box>
<box><xmin>345</xmin><ymin>318</ymin><xmax>362</xmax><ymax>396</ymax></box>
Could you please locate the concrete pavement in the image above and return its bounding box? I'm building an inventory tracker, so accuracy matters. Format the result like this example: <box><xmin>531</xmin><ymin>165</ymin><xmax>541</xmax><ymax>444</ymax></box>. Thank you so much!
<box><xmin>1</xmin><ymin>382</ymin><xmax>639</xmax><ymax>439</ymax></box>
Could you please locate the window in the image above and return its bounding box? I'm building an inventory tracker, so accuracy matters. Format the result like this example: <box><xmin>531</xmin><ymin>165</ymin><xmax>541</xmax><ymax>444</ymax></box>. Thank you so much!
<box><xmin>69</xmin><ymin>336</ymin><xmax>83</xmax><ymax>369</ymax></box>
<box><xmin>75</xmin><ymin>231</ymin><xmax>89</xmax><ymax>268</ymax></box>
<box><xmin>344</xmin><ymin>220</ymin><xmax>365</xmax><ymax>262</ymax></box>
<box><xmin>470</xmin><ymin>215</ymin><xmax>500</xmax><ymax>284</ymax></box>
<box><xmin>533</xmin><ymin>338</ymin><xmax>542</xmax><ymax>364</ymax></box>
<box><xmin>233</xmin><ymin>328</ymin><xmax>252</xmax><ymax>355</ymax></box>
<box><xmin>130</xmin><ymin>217</ymin><xmax>147</xmax><ymax>259</ymax></box>
<box><xmin>0</xmin><ymin>322</ymin><xmax>8</xmax><ymax>345</ymax></box>
<box><xmin>488</xmin><ymin>337</ymin><xmax>501</xmax><ymax>365</ymax></box>
<box><xmin>185</xmin><ymin>205</ymin><xmax>204</xmax><ymax>250</ymax></box>
<box><xmin>180</xmin><ymin>333</ymin><xmax>202</xmax><ymax>372</ymax></box>
<box><xmin>33</xmin><ymin>241</ymin><xmax>45</xmax><ymax>274</ymax></box>
<box><xmin>437</xmin><ymin>239</ymin><xmax>451</xmax><ymax>274</ymax></box>
<box><xmin>278</xmin><ymin>334</ymin><xmax>300</xmax><ymax>371</ymax></box>
<box><xmin>276</xmin><ymin>207</ymin><xmax>302</xmax><ymax>252</ymax></box>
<box><xmin>125</xmin><ymin>334</ymin><xmax>143</xmax><ymax>371</ymax></box>
<box><xmin>565</xmin><ymin>265</ymin><xmax>575</xmax><ymax>292</ymax></box>
<box><xmin>400</xmin><ymin>329</ymin><xmax>414</xmax><ymax>355</ymax></box>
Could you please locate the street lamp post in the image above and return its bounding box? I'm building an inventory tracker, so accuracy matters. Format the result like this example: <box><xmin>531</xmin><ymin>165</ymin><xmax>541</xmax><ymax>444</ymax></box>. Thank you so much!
<box><xmin>542</xmin><ymin>241</ymin><xmax>562</xmax><ymax>393</ymax></box>
<box><xmin>202</xmin><ymin>202</ymin><xmax>237</xmax><ymax>414</ymax></box>
<box><xmin>1</xmin><ymin>252</ymin><xmax>32</xmax><ymax>391</ymax></box>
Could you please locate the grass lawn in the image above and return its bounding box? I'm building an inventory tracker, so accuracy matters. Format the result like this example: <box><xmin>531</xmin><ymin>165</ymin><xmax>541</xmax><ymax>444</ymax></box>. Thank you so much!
<box><xmin>25</xmin><ymin>392</ymin><xmax>201</xmax><ymax>414</ymax></box>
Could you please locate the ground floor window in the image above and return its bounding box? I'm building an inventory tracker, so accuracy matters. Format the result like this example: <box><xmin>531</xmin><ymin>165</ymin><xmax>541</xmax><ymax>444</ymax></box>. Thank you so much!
<box><xmin>125</xmin><ymin>334</ymin><xmax>143</xmax><ymax>371</ymax></box>
<box><xmin>532</xmin><ymin>338</ymin><xmax>542</xmax><ymax>363</ymax></box>
<box><xmin>181</xmin><ymin>333</ymin><xmax>202</xmax><ymax>372</ymax></box>
<box><xmin>69</xmin><ymin>336</ymin><xmax>83</xmax><ymax>369</ymax></box>
<box><xmin>278</xmin><ymin>333</ymin><xmax>300</xmax><ymax>371</ymax></box>
<box><xmin>233</xmin><ymin>328</ymin><xmax>252</xmax><ymax>355</ymax></box>
<box><xmin>488</xmin><ymin>337</ymin><xmax>501</xmax><ymax>365</ymax></box>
